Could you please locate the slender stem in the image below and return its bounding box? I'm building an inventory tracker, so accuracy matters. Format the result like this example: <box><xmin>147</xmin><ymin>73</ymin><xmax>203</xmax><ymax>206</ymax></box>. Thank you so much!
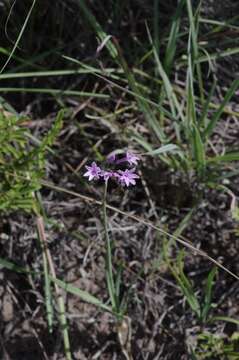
<box><xmin>103</xmin><ymin>180</ymin><xmax>116</xmax><ymax>312</ymax></box>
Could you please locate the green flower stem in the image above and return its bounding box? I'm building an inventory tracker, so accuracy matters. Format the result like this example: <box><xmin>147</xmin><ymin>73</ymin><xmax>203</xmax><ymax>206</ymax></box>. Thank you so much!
<box><xmin>103</xmin><ymin>180</ymin><xmax>117</xmax><ymax>312</ymax></box>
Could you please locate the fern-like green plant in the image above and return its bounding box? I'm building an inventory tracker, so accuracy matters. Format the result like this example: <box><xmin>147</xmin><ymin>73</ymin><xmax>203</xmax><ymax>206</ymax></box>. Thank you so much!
<box><xmin>0</xmin><ymin>109</ymin><xmax>63</xmax><ymax>213</ymax></box>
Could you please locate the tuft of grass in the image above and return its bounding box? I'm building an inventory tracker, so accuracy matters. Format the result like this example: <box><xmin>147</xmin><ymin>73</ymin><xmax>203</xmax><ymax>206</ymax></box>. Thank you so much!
<box><xmin>59</xmin><ymin>0</ymin><xmax>239</xmax><ymax>192</ymax></box>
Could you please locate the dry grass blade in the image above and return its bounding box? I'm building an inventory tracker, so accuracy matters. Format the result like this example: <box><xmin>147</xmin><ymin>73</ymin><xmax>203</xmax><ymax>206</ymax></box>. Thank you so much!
<box><xmin>117</xmin><ymin>317</ymin><xmax>133</xmax><ymax>360</ymax></box>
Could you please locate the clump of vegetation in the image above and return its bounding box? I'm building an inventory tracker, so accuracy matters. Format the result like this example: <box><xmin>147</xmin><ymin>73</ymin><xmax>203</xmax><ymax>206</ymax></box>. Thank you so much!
<box><xmin>0</xmin><ymin>0</ymin><xmax>239</xmax><ymax>359</ymax></box>
<box><xmin>0</xmin><ymin>109</ymin><xmax>63</xmax><ymax>213</ymax></box>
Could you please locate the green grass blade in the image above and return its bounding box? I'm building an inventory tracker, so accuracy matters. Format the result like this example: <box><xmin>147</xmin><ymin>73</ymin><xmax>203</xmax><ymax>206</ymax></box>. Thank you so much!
<box><xmin>0</xmin><ymin>257</ymin><xmax>33</xmax><ymax>274</ymax></box>
<box><xmin>186</xmin><ymin>53</ymin><xmax>197</xmax><ymax>130</ymax></box>
<box><xmin>199</xmin><ymin>16</ymin><xmax>239</xmax><ymax>31</ymax></box>
<box><xmin>52</xmin><ymin>277</ymin><xmax>111</xmax><ymax>312</ymax></box>
<box><xmin>204</xmin><ymin>79</ymin><xmax>239</xmax><ymax>138</ymax></box>
<box><xmin>207</xmin><ymin>152</ymin><xmax>239</xmax><ymax>163</ymax></box>
<box><xmin>201</xmin><ymin>267</ymin><xmax>217</xmax><ymax>322</ymax></box>
<box><xmin>177</xmin><ymin>273</ymin><xmax>201</xmax><ymax>317</ymax></box>
<box><xmin>0</xmin><ymin>68</ymin><xmax>114</xmax><ymax>79</ymax></box>
<box><xmin>186</xmin><ymin>0</ymin><xmax>198</xmax><ymax>57</ymax></box>
<box><xmin>163</xmin><ymin>247</ymin><xmax>201</xmax><ymax>318</ymax></box>
<box><xmin>153</xmin><ymin>0</ymin><xmax>160</xmax><ymax>58</ymax></box>
<box><xmin>146</xmin><ymin>24</ymin><xmax>185</xmax><ymax>123</ymax></box>
<box><xmin>199</xmin><ymin>79</ymin><xmax>217</xmax><ymax>128</ymax></box>
<box><xmin>212</xmin><ymin>169</ymin><xmax>239</xmax><ymax>182</ymax></box>
<box><xmin>209</xmin><ymin>316</ymin><xmax>239</xmax><ymax>326</ymax></box>
<box><xmin>178</xmin><ymin>47</ymin><xmax>239</xmax><ymax>68</ymax></box>
<box><xmin>163</xmin><ymin>208</ymin><xmax>195</xmax><ymax>251</ymax></box>
<box><xmin>0</xmin><ymin>87</ymin><xmax>108</xmax><ymax>98</ymax></box>
<box><xmin>192</xmin><ymin>124</ymin><xmax>206</xmax><ymax>177</ymax></box>
<box><xmin>164</xmin><ymin>0</ymin><xmax>185</xmax><ymax>74</ymax></box>
<box><xmin>197</xmin><ymin>47</ymin><xmax>239</xmax><ymax>63</ymax></box>
<box><xmin>144</xmin><ymin>144</ymin><xmax>180</xmax><ymax>156</ymax></box>
<box><xmin>0</xmin><ymin>0</ymin><xmax>37</xmax><ymax>74</ymax></box>
<box><xmin>131</xmin><ymin>135</ymin><xmax>153</xmax><ymax>152</ymax></box>
<box><xmin>186</xmin><ymin>0</ymin><xmax>204</xmax><ymax>103</ymax></box>
<box><xmin>177</xmin><ymin>252</ymin><xmax>201</xmax><ymax>318</ymax></box>
<box><xmin>173</xmin><ymin>208</ymin><xmax>194</xmax><ymax>239</ymax></box>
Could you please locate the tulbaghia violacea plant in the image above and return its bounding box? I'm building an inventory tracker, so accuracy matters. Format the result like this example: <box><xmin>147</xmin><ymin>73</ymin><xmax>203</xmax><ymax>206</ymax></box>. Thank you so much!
<box><xmin>83</xmin><ymin>151</ymin><xmax>141</xmax><ymax>319</ymax></box>
<box><xmin>83</xmin><ymin>151</ymin><xmax>140</xmax><ymax>187</ymax></box>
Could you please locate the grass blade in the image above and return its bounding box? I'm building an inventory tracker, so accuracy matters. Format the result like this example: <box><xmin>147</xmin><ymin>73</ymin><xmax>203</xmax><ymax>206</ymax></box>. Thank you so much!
<box><xmin>146</xmin><ymin>24</ymin><xmax>185</xmax><ymax>123</ymax></box>
<box><xmin>199</xmin><ymin>79</ymin><xmax>217</xmax><ymax>128</ymax></box>
<box><xmin>0</xmin><ymin>0</ymin><xmax>37</xmax><ymax>74</ymax></box>
<box><xmin>0</xmin><ymin>68</ymin><xmax>115</xmax><ymax>79</ymax></box>
<box><xmin>204</xmin><ymin>79</ymin><xmax>239</xmax><ymax>138</ymax></box>
<box><xmin>164</xmin><ymin>247</ymin><xmax>201</xmax><ymax>318</ymax></box>
<box><xmin>177</xmin><ymin>252</ymin><xmax>201</xmax><ymax>318</ymax></box>
<box><xmin>52</xmin><ymin>277</ymin><xmax>111</xmax><ymax>312</ymax></box>
<box><xmin>186</xmin><ymin>0</ymin><xmax>204</xmax><ymax>103</ymax></box>
<box><xmin>201</xmin><ymin>267</ymin><xmax>217</xmax><ymax>322</ymax></box>
<box><xmin>209</xmin><ymin>316</ymin><xmax>239</xmax><ymax>326</ymax></box>
<box><xmin>144</xmin><ymin>144</ymin><xmax>180</xmax><ymax>156</ymax></box>
<box><xmin>0</xmin><ymin>257</ymin><xmax>33</xmax><ymax>274</ymax></box>
<box><xmin>0</xmin><ymin>87</ymin><xmax>108</xmax><ymax>98</ymax></box>
<box><xmin>192</xmin><ymin>124</ymin><xmax>206</xmax><ymax>177</ymax></box>
<box><xmin>207</xmin><ymin>152</ymin><xmax>239</xmax><ymax>163</ymax></box>
<box><xmin>164</xmin><ymin>0</ymin><xmax>185</xmax><ymax>74</ymax></box>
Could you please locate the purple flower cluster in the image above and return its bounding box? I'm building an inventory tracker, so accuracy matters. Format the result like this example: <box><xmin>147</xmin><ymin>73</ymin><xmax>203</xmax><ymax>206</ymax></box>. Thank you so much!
<box><xmin>83</xmin><ymin>151</ymin><xmax>140</xmax><ymax>187</ymax></box>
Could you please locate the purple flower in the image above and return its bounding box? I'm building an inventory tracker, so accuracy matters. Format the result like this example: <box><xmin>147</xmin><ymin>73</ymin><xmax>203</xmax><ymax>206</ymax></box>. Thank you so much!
<box><xmin>107</xmin><ymin>153</ymin><xmax>116</xmax><ymax>163</ymax></box>
<box><xmin>125</xmin><ymin>151</ymin><xmax>140</xmax><ymax>166</ymax></box>
<box><xmin>84</xmin><ymin>150</ymin><xmax>141</xmax><ymax>186</ymax></box>
<box><xmin>115</xmin><ymin>151</ymin><xmax>140</xmax><ymax>166</ymax></box>
<box><xmin>83</xmin><ymin>162</ymin><xmax>102</xmax><ymax>181</ymax></box>
<box><xmin>116</xmin><ymin>168</ymin><xmax>139</xmax><ymax>187</ymax></box>
<box><xmin>101</xmin><ymin>170</ymin><xmax>113</xmax><ymax>181</ymax></box>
